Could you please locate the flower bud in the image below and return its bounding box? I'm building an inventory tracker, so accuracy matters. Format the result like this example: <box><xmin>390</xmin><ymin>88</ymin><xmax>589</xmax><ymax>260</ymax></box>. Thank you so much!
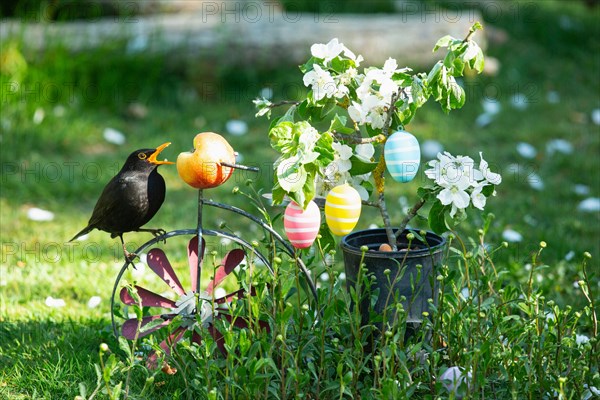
<box><xmin>540</xmin><ymin>241</ymin><xmax>547</xmax><ymax>248</ymax></box>
<box><xmin>360</xmin><ymin>245</ymin><xmax>369</xmax><ymax>253</ymax></box>
<box><xmin>99</xmin><ymin>343</ymin><xmax>109</xmax><ymax>353</ymax></box>
<box><xmin>584</xmin><ymin>251</ymin><xmax>592</xmax><ymax>259</ymax></box>
<box><xmin>232</xmin><ymin>186</ymin><xmax>239</xmax><ymax>194</ymax></box>
<box><xmin>406</xmin><ymin>233</ymin><xmax>415</xmax><ymax>241</ymax></box>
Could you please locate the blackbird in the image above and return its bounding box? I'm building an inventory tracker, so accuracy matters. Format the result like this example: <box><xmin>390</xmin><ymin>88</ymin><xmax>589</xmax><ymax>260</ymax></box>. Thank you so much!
<box><xmin>70</xmin><ymin>142</ymin><xmax>174</xmax><ymax>260</ymax></box>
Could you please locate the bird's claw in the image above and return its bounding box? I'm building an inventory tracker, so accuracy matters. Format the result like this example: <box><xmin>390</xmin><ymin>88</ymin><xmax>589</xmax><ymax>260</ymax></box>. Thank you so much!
<box><xmin>124</xmin><ymin>249</ymin><xmax>139</xmax><ymax>263</ymax></box>
<box><xmin>152</xmin><ymin>228</ymin><xmax>167</xmax><ymax>244</ymax></box>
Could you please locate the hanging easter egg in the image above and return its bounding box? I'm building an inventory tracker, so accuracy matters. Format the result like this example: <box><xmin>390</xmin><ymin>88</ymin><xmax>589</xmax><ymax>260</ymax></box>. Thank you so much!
<box><xmin>384</xmin><ymin>130</ymin><xmax>421</xmax><ymax>183</ymax></box>
<box><xmin>284</xmin><ymin>200</ymin><xmax>321</xmax><ymax>249</ymax></box>
<box><xmin>325</xmin><ymin>184</ymin><xmax>362</xmax><ymax>236</ymax></box>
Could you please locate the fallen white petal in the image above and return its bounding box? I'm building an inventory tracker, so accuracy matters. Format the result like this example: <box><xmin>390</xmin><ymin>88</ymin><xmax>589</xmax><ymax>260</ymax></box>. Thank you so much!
<box><xmin>53</xmin><ymin>105</ymin><xmax>66</xmax><ymax>117</ymax></box>
<box><xmin>527</xmin><ymin>172</ymin><xmax>544</xmax><ymax>191</ymax></box>
<box><xmin>475</xmin><ymin>113</ymin><xmax>494</xmax><ymax>128</ymax></box>
<box><xmin>577</xmin><ymin>198</ymin><xmax>600</xmax><ymax>213</ymax></box>
<box><xmin>510</xmin><ymin>93</ymin><xmax>529</xmax><ymax>110</ymax></box>
<box><xmin>460</xmin><ymin>287</ymin><xmax>470</xmax><ymax>300</ymax></box>
<box><xmin>523</xmin><ymin>214</ymin><xmax>537</xmax><ymax>226</ymax></box>
<box><xmin>481</xmin><ymin>98</ymin><xmax>501</xmax><ymax>115</ymax></box>
<box><xmin>516</xmin><ymin>142</ymin><xmax>537</xmax><ymax>159</ymax></box>
<box><xmin>27</xmin><ymin>207</ymin><xmax>55</xmax><ymax>222</ymax></box>
<box><xmin>564</xmin><ymin>250</ymin><xmax>575</xmax><ymax>261</ymax></box>
<box><xmin>338</xmin><ymin>272</ymin><xmax>346</xmax><ymax>281</ymax></box>
<box><xmin>87</xmin><ymin>296</ymin><xmax>102</xmax><ymax>308</ymax></box>
<box><xmin>103</xmin><ymin>127</ymin><xmax>126</xmax><ymax>145</ymax></box>
<box><xmin>440</xmin><ymin>366</ymin><xmax>471</xmax><ymax>395</ymax></box>
<box><xmin>546</xmin><ymin>91</ymin><xmax>560</xmax><ymax>104</ymax></box>
<box><xmin>235</xmin><ymin>152</ymin><xmax>244</xmax><ymax>163</ymax></box>
<box><xmin>592</xmin><ymin>108</ymin><xmax>600</xmax><ymax>126</ymax></box>
<box><xmin>421</xmin><ymin>139</ymin><xmax>444</xmax><ymax>159</ymax></box>
<box><xmin>320</xmin><ymin>272</ymin><xmax>330</xmax><ymax>282</ymax></box>
<box><xmin>502</xmin><ymin>228</ymin><xmax>523</xmax><ymax>243</ymax></box>
<box><xmin>45</xmin><ymin>296</ymin><xmax>66</xmax><ymax>308</ymax></box>
<box><xmin>546</xmin><ymin>139</ymin><xmax>573</xmax><ymax>155</ymax></box>
<box><xmin>127</xmin><ymin>34</ymin><xmax>149</xmax><ymax>53</ymax></box>
<box><xmin>368</xmin><ymin>223</ymin><xmax>378</xmax><ymax>229</ymax></box>
<box><xmin>225</xmin><ymin>119</ymin><xmax>248</xmax><ymax>136</ymax></box>
<box><xmin>573</xmin><ymin>184</ymin><xmax>590</xmax><ymax>196</ymax></box>
<box><xmin>33</xmin><ymin>107</ymin><xmax>45</xmax><ymax>125</ymax></box>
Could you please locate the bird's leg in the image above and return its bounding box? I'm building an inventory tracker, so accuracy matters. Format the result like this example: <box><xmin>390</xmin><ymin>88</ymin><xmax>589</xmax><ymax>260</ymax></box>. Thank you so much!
<box><xmin>136</xmin><ymin>228</ymin><xmax>167</xmax><ymax>243</ymax></box>
<box><xmin>119</xmin><ymin>235</ymin><xmax>138</xmax><ymax>262</ymax></box>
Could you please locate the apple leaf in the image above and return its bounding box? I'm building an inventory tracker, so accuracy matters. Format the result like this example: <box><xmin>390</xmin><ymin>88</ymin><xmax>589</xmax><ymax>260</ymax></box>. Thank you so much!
<box><xmin>428</xmin><ymin>200</ymin><xmax>449</xmax><ymax>235</ymax></box>
<box><xmin>349</xmin><ymin>155</ymin><xmax>378</xmax><ymax>175</ymax></box>
<box><xmin>328</xmin><ymin>114</ymin><xmax>354</xmax><ymax>135</ymax></box>
<box><xmin>433</xmin><ymin>35</ymin><xmax>453</xmax><ymax>52</ymax></box>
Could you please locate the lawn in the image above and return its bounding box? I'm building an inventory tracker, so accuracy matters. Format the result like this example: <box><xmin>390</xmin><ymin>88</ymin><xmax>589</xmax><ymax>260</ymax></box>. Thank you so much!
<box><xmin>1</xmin><ymin>1</ymin><xmax>599</xmax><ymax>399</ymax></box>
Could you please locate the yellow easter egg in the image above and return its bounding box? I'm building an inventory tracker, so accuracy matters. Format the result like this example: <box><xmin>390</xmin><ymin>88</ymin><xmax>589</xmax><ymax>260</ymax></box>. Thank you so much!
<box><xmin>325</xmin><ymin>184</ymin><xmax>362</xmax><ymax>236</ymax></box>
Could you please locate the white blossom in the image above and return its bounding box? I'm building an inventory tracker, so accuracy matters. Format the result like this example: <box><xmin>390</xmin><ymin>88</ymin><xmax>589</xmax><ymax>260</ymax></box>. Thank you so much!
<box><xmin>479</xmin><ymin>152</ymin><xmax>502</xmax><ymax>185</ymax></box>
<box><xmin>310</xmin><ymin>38</ymin><xmax>345</xmax><ymax>62</ymax></box>
<box><xmin>303</xmin><ymin>64</ymin><xmax>337</xmax><ymax>101</ymax></box>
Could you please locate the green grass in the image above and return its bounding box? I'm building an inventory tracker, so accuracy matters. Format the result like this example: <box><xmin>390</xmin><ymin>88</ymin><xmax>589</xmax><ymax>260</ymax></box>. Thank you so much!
<box><xmin>1</xmin><ymin>0</ymin><xmax>599</xmax><ymax>398</ymax></box>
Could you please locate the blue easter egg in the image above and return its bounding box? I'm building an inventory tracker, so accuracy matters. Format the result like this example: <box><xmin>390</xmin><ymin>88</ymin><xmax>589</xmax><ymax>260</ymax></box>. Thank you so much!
<box><xmin>384</xmin><ymin>131</ymin><xmax>421</xmax><ymax>183</ymax></box>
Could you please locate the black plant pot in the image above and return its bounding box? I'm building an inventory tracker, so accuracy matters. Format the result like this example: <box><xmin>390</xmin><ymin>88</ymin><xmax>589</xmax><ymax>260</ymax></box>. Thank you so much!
<box><xmin>341</xmin><ymin>228</ymin><xmax>446</xmax><ymax>334</ymax></box>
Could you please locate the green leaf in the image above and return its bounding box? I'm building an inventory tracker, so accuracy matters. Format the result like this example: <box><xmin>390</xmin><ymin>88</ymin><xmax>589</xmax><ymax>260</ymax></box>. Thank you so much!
<box><xmin>433</xmin><ymin>35</ymin><xmax>453</xmax><ymax>52</ymax></box>
<box><xmin>314</xmin><ymin>133</ymin><xmax>335</xmax><ymax>166</ymax></box>
<box><xmin>481</xmin><ymin>184</ymin><xmax>495</xmax><ymax>197</ymax></box>
<box><xmin>328</xmin><ymin>114</ymin><xmax>354</xmax><ymax>135</ymax></box>
<box><xmin>427</xmin><ymin>61</ymin><xmax>443</xmax><ymax>82</ymax></box>
<box><xmin>471</xmin><ymin>49</ymin><xmax>485</xmax><ymax>73</ymax></box>
<box><xmin>269</xmin><ymin>121</ymin><xmax>296</xmax><ymax>153</ymax></box>
<box><xmin>300</xmin><ymin>56</ymin><xmax>318</xmax><ymax>74</ymax></box>
<box><xmin>271</xmin><ymin>183</ymin><xmax>286</xmax><ymax>206</ymax></box>
<box><xmin>349</xmin><ymin>155</ymin><xmax>378</xmax><ymax>175</ymax></box>
<box><xmin>139</xmin><ymin>317</ymin><xmax>166</xmax><ymax>333</ymax></box>
<box><xmin>118</xmin><ymin>336</ymin><xmax>132</xmax><ymax>359</ymax></box>
<box><xmin>449</xmin><ymin>81</ymin><xmax>466</xmax><ymax>109</ymax></box>
<box><xmin>317</xmin><ymin>222</ymin><xmax>336</xmax><ymax>253</ymax></box>
<box><xmin>428</xmin><ymin>200</ymin><xmax>448</xmax><ymax>234</ymax></box>
<box><xmin>320</xmin><ymin>98</ymin><xmax>337</xmax><ymax>118</ymax></box>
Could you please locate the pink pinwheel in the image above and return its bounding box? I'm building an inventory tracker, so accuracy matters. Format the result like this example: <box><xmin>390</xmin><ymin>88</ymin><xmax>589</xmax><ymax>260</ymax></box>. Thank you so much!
<box><xmin>119</xmin><ymin>235</ymin><xmax>269</xmax><ymax>369</ymax></box>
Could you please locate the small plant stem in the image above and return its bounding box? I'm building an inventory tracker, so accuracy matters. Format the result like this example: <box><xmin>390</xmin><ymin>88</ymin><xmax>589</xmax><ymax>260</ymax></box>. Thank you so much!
<box><xmin>267</xmin><ymin>100</ymin><xmax>300</xmax><ymax>109</ymax></box>
<box><xmin>394</xmin><ymin>197</ymin><xmax>427</xmax><ymax>240</ymax></box>
<box><xmin>373</xmin><ymin>153</ymin><xmax>397</xmax><ymax>249</ymax></box>
<box><xmin>332</xmin><ymin>131</ymin><xmax>386</xmax><ymax>144</ymax></box>
<box><xmin>581</xmin><ymin>257</ymin><xmax>598</xmax><ymax>337</ymax></box>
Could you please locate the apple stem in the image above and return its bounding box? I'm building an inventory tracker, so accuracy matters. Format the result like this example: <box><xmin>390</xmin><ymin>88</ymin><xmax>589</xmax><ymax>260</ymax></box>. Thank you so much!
<box><xmin>221</xmin><ymin>162</ymin><xmax>259</xmax><ymax>173</ymax></box>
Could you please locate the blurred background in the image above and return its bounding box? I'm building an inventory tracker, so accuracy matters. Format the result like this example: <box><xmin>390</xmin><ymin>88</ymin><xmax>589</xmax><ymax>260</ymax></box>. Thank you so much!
<box><xmin>0</xmin><ymin>0</ymin><xmax>599</xmax><ymax>395</ymax></box>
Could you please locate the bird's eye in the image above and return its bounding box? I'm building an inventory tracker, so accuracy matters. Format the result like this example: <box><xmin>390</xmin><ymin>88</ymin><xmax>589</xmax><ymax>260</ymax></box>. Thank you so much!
<box><xmin>138</xmin><ymin>153</ymin><xmax>147</xmax><ymax>160</ymax></box>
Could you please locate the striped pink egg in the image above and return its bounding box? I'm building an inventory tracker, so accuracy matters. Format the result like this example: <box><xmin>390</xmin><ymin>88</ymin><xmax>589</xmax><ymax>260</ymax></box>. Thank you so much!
<box><xmin>284</xmin><ymin>200</ymin><xmax>321</xmax><ymax>249</ymax></box>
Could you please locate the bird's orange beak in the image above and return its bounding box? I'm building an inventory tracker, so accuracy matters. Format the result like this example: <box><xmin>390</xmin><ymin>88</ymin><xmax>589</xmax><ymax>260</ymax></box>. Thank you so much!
<box><xmin>148</xmin><ymin>142</ymin><xmax>175</xmax><ymax>165</ymax></box>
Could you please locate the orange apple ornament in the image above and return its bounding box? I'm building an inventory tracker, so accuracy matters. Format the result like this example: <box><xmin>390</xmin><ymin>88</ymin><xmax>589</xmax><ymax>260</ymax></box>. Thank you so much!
<box><xmin>177</xmin><ymin>132</ymin><xmax>236</xmax><ymax>189</ymax></box>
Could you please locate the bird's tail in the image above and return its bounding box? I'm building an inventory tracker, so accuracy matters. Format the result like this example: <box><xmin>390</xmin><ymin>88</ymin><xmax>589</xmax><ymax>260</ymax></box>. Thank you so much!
<box><xmin>69</xmin><ymin>226</ymin><xmax>94</xmax><ymax>242</ymax></box>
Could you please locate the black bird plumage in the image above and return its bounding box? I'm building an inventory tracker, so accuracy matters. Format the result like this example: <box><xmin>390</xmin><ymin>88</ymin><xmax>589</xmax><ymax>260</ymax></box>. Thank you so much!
<box><xmin>70</xmin><ymin>143</ymin><xmax>174</xmax><ymax>259</ymax></box>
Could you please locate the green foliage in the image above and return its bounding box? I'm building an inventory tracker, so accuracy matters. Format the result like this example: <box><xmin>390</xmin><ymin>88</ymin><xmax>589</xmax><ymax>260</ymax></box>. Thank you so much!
<box><xmin>279</xmin><ymin>0</ymin><xmax>396</xmax><ymax>14</ymax></box>
<box><xmin>68</xmin><ymin>226</ymin><xmax>599</xmax><ymax>399</ymax></box>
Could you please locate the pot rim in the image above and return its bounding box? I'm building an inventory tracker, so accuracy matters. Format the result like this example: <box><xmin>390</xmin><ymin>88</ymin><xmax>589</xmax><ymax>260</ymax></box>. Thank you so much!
<box><xmin>340</xmin><ymin>228</ymin><xmax>446</xmax><ymax>259</ymax></box>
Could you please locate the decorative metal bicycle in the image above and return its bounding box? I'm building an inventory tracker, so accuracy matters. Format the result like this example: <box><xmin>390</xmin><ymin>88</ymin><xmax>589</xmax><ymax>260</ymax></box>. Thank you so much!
<box><xmin>110</xmin><ymin>164</ymin><xmax>318</xmax><ymax>368</ymax></box>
